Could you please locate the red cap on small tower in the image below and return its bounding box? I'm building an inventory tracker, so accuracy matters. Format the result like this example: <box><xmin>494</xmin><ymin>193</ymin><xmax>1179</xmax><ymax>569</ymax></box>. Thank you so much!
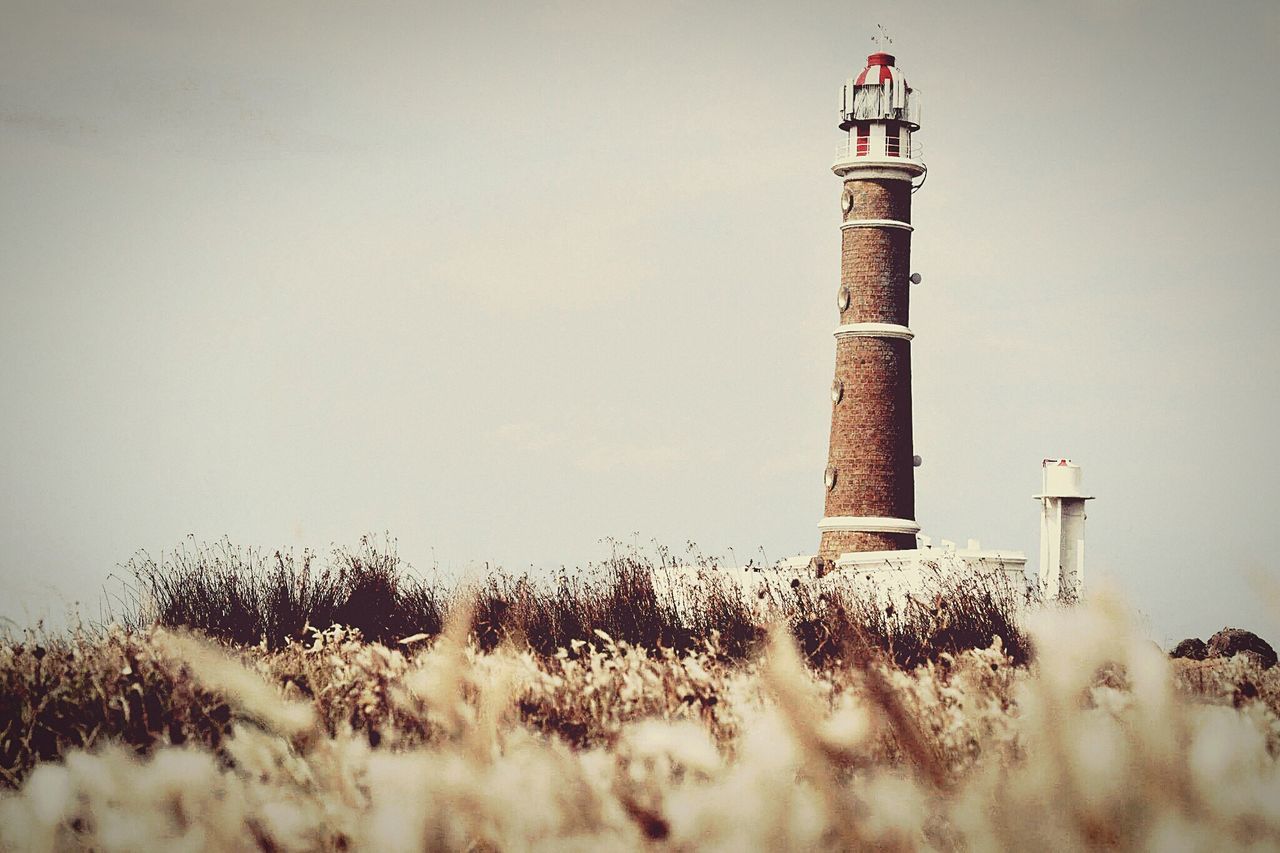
<box><xmin>867</xmin><ymin>52</ymin><xmax>896</xmax><ymax>66</ymax></box>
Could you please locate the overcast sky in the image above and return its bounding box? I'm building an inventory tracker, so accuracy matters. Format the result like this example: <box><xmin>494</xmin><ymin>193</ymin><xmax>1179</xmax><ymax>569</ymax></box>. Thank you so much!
<box><xmin>2</xmin><ymin>0</ymin><xmax>1278</xmax><ymax>644</ymax></box>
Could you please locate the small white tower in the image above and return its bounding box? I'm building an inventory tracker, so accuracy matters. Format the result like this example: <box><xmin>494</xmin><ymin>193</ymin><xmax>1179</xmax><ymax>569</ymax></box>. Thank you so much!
<box><xmin>1035</xmin><ymin>459</ymin><xmax>1094</xmax><ymax>601</ymax></box>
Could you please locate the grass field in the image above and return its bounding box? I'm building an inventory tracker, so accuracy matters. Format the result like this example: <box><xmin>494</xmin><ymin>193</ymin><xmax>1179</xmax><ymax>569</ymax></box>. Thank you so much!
<box><xmin>1</xmin><ymin>539</ymin><xmax>1277</xmax><ymax>850</ymax></box>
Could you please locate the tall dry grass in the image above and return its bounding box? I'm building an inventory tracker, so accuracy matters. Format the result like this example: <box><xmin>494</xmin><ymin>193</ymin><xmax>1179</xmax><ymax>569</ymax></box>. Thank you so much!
<box><xmin>2</xmin><ymin>591</ymin><xmax>1278</xmax><ymax>850</ymax></box>
<box><xmin>120</xmin><ymin>537</ymin><xmax>445</xmax><ymax>648</ymax></box>
<box><xmin>118</xmin><ymin>536</ymin><xmax>1030</xmax><ymax>668</ymax></box>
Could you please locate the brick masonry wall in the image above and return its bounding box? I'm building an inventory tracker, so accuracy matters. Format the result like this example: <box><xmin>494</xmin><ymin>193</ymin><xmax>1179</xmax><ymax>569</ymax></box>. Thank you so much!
<box><xmin>819</xmin><ymin>177</ymin><xmax>915</xmax><ymax>562</ymax></box>
<box><xmin>846</xmin><ymin>178</ymin><xmax>911</xmax><ymax>222</ymax></box>
<box><xmin>840</xmin><ymin>230</ymin><xmax>910</xmax><ymax>325</ymax></box>
<box><xmin>820</xmin><ymin>530</ymin><xmax>917</xmax><ymax>556</ymax></box>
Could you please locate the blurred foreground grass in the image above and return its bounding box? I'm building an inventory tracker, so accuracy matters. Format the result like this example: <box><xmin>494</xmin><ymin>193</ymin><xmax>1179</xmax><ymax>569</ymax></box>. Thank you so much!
<box><xmin>2</xmin><ymin>577</ymin><xmax>1278</xmax><ymax>850</ymax></box>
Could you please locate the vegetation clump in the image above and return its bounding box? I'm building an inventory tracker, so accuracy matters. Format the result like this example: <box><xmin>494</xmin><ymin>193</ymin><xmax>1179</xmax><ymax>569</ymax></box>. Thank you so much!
<box><xmin>119</xmin><ymin>536</ymin><xmax>1030</xmax><ymax>669</ymax></box>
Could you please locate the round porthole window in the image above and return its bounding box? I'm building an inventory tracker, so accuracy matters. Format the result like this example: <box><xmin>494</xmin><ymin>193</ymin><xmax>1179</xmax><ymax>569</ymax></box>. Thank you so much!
<box><xmin>840</xmin><ymin>188</ymin><xmax>853</xmax><ymax>214</ymax></box>
<box><xmin>830</xmin><ymin>379</ymin><xmax>843</xmax><ymax>403</ymax></box>
<box><xmin>824</xmin><ymin>465</ymin><xmax>837</xmax><ymax>491</ymax></box>
<box><xmin>837</xmin><ymin>286</ymin><xmax>851</xmax><ymax>311</ymax></box>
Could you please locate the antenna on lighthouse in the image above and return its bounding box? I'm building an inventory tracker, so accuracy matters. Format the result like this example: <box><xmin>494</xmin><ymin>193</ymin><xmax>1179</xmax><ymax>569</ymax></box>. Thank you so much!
<box><xmin>872</xmin><ymin>24</ymin><xmax>893</xmax><ymax>49</ymax></box>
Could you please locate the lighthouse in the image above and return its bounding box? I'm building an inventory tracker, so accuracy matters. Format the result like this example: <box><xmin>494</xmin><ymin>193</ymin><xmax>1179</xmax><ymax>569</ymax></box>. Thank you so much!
<box><xmin>1035</xmin><ymin>459</ymin><xmax>1094</xmax><ymax>601</ymax></box>
<box><xmin>817</xmin><ymin>50</ymin><xmax>926</xmax><ymax>565</ymax></box>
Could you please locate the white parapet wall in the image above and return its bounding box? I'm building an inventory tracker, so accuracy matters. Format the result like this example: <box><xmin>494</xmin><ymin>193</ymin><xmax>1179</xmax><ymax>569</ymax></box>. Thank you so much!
<box><xmin>649</xmin><ymin>540</ymin><xmax>1028</xmax><ymax>620</ymax></box>
<box><xmin>830</xmin><ymin>540</ymin><xmax>1028</xmax><ymax>609</ymax></box>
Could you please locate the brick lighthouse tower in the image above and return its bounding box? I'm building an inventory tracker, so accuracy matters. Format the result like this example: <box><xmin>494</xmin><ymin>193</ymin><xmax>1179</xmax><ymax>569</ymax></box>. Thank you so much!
<box><xmin>817</xmin><ymin>48</ymin><xmax>926</xmax><ymax>565</ymax></box>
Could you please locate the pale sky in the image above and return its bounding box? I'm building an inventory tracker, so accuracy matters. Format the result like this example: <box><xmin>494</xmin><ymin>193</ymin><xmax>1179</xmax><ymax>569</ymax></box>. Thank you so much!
<box><xmin>3</xmin><ymin>0</ymin><xmax>1278</xmax><ymax>644</ymax></box>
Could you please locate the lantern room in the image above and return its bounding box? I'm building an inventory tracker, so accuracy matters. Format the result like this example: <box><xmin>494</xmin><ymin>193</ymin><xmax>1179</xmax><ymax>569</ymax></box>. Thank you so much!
<box><xmin>835</xmin><ymin>52</ymin><xmax>924</xmax><ymax>172</ymax></box>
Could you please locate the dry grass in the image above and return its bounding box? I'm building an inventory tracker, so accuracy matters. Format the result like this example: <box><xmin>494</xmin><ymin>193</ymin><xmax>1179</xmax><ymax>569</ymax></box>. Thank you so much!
<box><xmin>117</xmin><ymin>536</ymin><xmax>1031</xmax><ymax>669</ymax></box>
<box><xmin>2</xmin><ymin>588</ymin><xmax>1279</xmax><ymax>850</ymax></box>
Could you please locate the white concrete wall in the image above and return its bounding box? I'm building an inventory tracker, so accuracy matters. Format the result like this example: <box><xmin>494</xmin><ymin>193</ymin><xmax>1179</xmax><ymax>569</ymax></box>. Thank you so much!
<box><xmin>650</xmin><ymin>544</ymin><xmax>1028</xmax><ymax>620</ymax></box>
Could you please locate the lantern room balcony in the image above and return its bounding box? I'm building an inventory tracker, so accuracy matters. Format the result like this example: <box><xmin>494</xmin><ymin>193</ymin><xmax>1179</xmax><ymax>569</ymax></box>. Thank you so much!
<box><xmin>832</xmin><ymin>137</ymin><xmax>926</xmax><ymax>180</ymax></box>
<box><xmin>835</xmin><ymin>137</ymin><xmax>923</xmax><ymax>162</ymax></box>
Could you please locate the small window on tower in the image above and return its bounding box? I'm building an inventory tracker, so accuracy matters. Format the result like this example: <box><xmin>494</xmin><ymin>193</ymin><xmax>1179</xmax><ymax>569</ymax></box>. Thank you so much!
<box><xmin>855</xmin><ymin>122</ymin><xmax>869</xmax><ymax>156</ymax></box>
<box><xmin>886</xmin><ymin>128</ymin><xmax>901</xmax><ymax>158</ymax></box>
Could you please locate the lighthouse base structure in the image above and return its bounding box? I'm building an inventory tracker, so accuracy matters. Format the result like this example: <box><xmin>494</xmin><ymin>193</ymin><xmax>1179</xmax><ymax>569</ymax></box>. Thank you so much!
<box><xmin>823</xmin><ymin>542</ymin><xmax>1028</xmax><ymax>603</ymax></box>
<box><xmin>652</xmin><ymin>540</ymin><xmax>1028</xmax><ymax>619</ymax></box>
<box><xmin>785</xmin><ymin>539</ymin><xmax>1026</xmax><ymax>596</ymax></box>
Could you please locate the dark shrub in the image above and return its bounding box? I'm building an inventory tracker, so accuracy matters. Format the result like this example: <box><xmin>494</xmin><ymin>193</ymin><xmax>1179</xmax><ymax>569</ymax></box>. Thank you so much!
<box><xmin>1171</xmin><ymin>637</ymin><xmax>1208</xmax><ymax>661</ymax></box>
<box><xmin>1207</xmin><ymin>628</ymin><xmax>1277</xmax><ymax>669</ymax></box>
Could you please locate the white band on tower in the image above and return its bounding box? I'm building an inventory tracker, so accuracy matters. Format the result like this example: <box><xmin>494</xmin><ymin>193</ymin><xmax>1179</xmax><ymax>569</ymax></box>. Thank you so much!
<box><xmin>833</xmin><ymin>323</ymin><xmax>914</xmax><ymax>340</ymax></box>
<box><xmin>832</xmin><ymin>164</ymin><xmax>925</xmax><ymax>183</ymax></box>
<box><xmin>818</xmin><ymin>516</ymin><xmax>921</xmax><ymax>535</ymax></box>
<box><xmin>840</xmin><ymin>218</ymin><xmax>913</xmax><ymax>232</ymax></box>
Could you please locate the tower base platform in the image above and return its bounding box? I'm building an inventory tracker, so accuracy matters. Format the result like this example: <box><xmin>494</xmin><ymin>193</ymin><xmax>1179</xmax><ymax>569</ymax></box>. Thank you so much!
<box><xmin>777</xmin><ymin>540</ymin><xmax>1027</xmax><ymax>601</ymax></box>
<box><xmin>651</xmin><ymin>540</ymin><xmax>1029</xmax><ymax>619</ymax></box>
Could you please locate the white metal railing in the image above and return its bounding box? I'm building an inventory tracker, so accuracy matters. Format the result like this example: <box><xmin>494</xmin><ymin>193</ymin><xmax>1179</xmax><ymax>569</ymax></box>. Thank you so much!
<box><xmin>834</xmin><ymin>138</ymin><xmax>924</xmax><ymax>162</ymax></box>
